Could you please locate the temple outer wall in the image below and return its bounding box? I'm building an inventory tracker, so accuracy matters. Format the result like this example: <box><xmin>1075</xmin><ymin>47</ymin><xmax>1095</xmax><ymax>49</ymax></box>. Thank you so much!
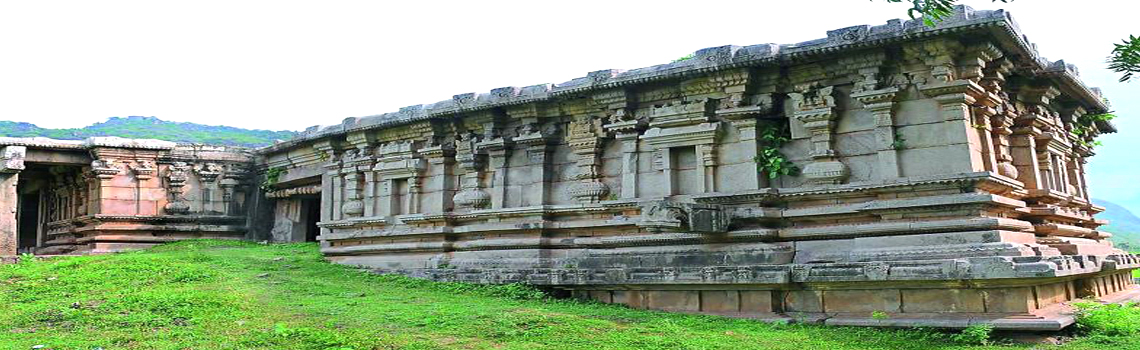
<box><xmin>0</xmin><ymin>173</ymin><xmax>18</xmax><ymax>258</ymax></box>
<box><xmin>253</xmin><ymin>6</ymin><xmax>1139</xmax><ymax>330</ymax></box>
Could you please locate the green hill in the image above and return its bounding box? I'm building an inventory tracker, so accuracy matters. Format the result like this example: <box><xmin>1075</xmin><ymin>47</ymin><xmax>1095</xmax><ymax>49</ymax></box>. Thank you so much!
<box><xmin>0</xmin><ymin>116</ymin><xmax>297</xmax><ymax>147</ymax></box>
<box><xmin>1093</xmin><ymin>198</ymin><xmax>1140</xmax><ymax>252</ymax></box>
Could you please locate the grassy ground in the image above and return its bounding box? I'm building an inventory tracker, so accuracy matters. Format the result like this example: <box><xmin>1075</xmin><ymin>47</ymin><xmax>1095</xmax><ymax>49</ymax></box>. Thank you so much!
<box><xmin>1</xmin><ymin>240</ymin><xmax>1138</xmax><ymax>350</ymax></box>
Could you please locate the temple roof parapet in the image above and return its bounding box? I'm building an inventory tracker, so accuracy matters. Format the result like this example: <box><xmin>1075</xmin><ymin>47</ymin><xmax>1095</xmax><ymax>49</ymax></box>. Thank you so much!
<box><xmin>0</xmin><ymin>136</ymin><xmax>177</xmax><ymax>151</ymax></box>
<box><xmin>257</xmin><ymin>5</ymin><xmax>1111</xmax><ymax>154</ymax></box>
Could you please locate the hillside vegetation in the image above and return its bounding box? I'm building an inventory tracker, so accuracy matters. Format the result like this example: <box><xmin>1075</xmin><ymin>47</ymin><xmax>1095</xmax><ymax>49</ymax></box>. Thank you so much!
<box><xmin>2</xmin><ymin>240</ymin><xmax>1138</xmax><ymax>350</ymax></box>
<box><xmin>0</xmin><ymin>116</ymin><xmax>296</xmax><ymax>147</ymax></box>
<box><xmin>1093</xmin><ymin>199</ymin><xmax>1140</xmax><ymax>252</ymax></box>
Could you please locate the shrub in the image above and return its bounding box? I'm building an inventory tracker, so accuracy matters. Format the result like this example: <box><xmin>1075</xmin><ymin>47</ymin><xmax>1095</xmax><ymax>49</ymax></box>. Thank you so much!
<box><xmin>1074</xmin><ymin>301</ymin><xmax>1140</xmax><ymax>337</ymax></box>
<box><xmin>950</xmin><ymin>323</ymin><xmax>993</xmax><ymax>345</ymax></box>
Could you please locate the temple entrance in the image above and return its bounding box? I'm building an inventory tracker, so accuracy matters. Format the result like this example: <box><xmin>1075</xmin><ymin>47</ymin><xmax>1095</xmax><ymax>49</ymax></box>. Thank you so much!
<box><xmin>13</xmin><ymin>164</ymin><xmax>86</xmax><ymax>254</ymax></box>
<box><xmin>16</xmin><ymin>191</ymin><xmax>40</xmax><ymax>253</ymax></box>
<box><xmin>300</xmin><ymin>196</ymin><xmax>321</xmax><ymax>242</ymax></box>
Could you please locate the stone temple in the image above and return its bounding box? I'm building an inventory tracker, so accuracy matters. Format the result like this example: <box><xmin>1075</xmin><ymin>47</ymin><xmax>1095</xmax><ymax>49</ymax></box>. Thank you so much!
<box><xmin>1</xmin><ymin>6</ymin><xmax>1136</xmax><ymax>330</ymax></box>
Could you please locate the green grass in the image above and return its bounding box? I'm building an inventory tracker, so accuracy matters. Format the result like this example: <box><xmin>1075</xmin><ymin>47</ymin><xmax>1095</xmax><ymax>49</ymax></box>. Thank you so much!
<box><xmin>2</xmin><ymin>240</ymin><xmax>1138</xmax><ymax>350</ymax></box>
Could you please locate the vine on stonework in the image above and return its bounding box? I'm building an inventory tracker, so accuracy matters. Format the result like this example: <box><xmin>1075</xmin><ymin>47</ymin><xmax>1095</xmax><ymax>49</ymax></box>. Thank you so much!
<box><xmin>1071</xmin><ymin>112</ymin><xmax>1116</xmax><ymax>148</ymax></box>
<box><xmin>753</xmin><ymin>123</ymin><xmax>797</xmax><ymax>179</ymax></box>
<box><xmin>261</xmin><ymin>167</ymin><xmax>287</xmax><ymax>191</ymax></box>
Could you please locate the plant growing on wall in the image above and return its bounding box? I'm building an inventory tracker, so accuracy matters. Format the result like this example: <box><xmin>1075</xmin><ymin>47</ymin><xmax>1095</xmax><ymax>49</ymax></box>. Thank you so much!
<box><xmin>753</xmin><ymin>123</ymin><xmax>797</xmax><ymax>179</ymax></box>
<box><xmin>261</xmin><ymin>167</ymin><xmax>287</xmax><ymax>191</ymax></box>
<box><xmin>672</xmin><ymin>53</ymin><xmax>695</xmax><ymax>63</ymax></box>
<box><xmin>891</xmin><ymin>132</ymin><xmax>907</xmax><ymax>150</ymax></box>
<box><xmin>1071</xmin><ymin>112</ymin><xmax>1116</xmax><ymax>148</ymax></box>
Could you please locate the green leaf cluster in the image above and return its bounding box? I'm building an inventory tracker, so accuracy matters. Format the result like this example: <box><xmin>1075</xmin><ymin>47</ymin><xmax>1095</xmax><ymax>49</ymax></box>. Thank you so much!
<box><xmin>879</xmin><ymin>0</ymin><xmax>1010</xmax><ymax>26</ymax></box>
<box><xmin>1071</xmin><ymin>113</ymin><xmax>1115</xmax><ymax>148</ymax></box>
<box><xmin>754</xmin><ymin>123</ymin><xmax>797</xmax><ymax>179</ymax></box>
<box><xmin>261</xmin><ymin>167</ymin><xmax>288</xmax><ymax>191</ymax></box>
<box><xmin>1110</xmin><ymin>35</ymin><xmax>1140</xmax><ymax>82</ymax></box>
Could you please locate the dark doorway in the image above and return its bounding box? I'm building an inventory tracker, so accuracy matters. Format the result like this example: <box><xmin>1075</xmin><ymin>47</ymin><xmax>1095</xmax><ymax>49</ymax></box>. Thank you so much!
<box><xmin>300</xmin><ymin>196</ymin><xmax>321</xmax><ymax>242</ymax></box>
<box><xmin>17</xmin><ymin>193</ymin><xmax>40</xmax><ymax>252</ymax></box>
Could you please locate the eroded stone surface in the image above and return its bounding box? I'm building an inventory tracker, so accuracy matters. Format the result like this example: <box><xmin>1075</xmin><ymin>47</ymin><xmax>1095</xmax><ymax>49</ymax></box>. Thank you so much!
<box><xmin>2</xmin><ymin>5</ymin><xmax>1137</xmax><ymax>330</ymax></box>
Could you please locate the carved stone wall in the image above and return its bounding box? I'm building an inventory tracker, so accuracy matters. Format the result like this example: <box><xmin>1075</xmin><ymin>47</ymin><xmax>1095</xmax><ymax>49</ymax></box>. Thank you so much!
<box><xmin>254</xmin><ymin>6</ymin><xmax>1136</xmax><ymax>330</ymax></box>
<box><xmin>0</xmin><ymin>137</ymin><xmax>254</xmax><ymax>254</ymax></box>
<box><xmin>2</xmin><ymin>5</ymin><xmax>1133</xmax><ymax>331</ymax></box>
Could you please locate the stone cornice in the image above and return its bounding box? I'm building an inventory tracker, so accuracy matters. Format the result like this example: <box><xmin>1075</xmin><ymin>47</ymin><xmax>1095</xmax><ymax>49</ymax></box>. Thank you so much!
<box><xmin>259</xmin><ymin>6</ymin><xmax>1110</xmax><ymax>154</ymax></box>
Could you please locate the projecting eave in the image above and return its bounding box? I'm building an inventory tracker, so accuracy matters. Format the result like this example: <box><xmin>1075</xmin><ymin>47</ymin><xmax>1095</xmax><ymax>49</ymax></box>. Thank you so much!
<box><xmin>256</xmin><ymin>5</ymin><xmax>1115</xmax><ymax>153</ymax></box>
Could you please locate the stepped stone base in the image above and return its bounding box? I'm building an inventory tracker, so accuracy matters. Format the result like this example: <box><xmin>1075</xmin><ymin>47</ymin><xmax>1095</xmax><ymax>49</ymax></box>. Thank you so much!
<box><xmin>565</xmin><ymin>271</ymin><xmax>1138</xmax><ymax>330</ymax></box>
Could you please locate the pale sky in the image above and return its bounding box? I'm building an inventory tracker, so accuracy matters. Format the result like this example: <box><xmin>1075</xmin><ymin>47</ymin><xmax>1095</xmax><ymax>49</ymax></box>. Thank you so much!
<box><xmin>1</xmin><ymin>0</ymin><xmax>1139</xmax><ymax>206</ymax></box>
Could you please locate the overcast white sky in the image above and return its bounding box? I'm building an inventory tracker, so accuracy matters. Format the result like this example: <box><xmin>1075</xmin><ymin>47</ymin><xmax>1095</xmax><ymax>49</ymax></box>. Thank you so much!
<box><xmin>1</xmin><ymin>0</ymin><xmax>1139</xmax><ymax>206</ymax></box>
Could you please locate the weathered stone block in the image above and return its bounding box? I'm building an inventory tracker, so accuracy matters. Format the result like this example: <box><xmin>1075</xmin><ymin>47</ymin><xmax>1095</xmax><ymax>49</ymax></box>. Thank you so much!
<box><xmin>983</xmin><ymin>287</ymin><xmax>1036</xmax><ymax>313</ymax></box>
<box><xmin>824</xmin><ymin>290</ymin><xmax>901</xmax><ymax>313</ymax></box>
<box><xmin>645</xmin><ymin>291</ymin><xmax>700</xmax><ymax>312</ymax></box>
<box><xmin>700</xmin><ymin>290</ymin><xmax>740</xmax><ymax>313</ymax></box>
<box><xmin>901</xmin><ymin>289</ymin><xmax>985</xmax><ymax>313</ymax></box>
<box><xmin>782</xmin><ymin>290</ymin><xmax>824</xmax><ymax>313</ymax></box>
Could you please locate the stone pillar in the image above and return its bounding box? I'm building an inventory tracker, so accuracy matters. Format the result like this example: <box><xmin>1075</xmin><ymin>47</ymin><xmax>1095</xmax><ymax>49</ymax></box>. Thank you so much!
<box><xmin>0</xmin><ymin>146</ymin><xmax>25</xmax><ymax>257</ymax></box>
<box><xmin>853</xmin><ymin>88</ymin><xmax>901</xmax><ymax>180</ymax></box>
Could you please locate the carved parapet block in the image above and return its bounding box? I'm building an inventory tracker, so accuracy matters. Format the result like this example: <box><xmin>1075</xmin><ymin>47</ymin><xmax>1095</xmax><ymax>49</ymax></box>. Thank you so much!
<box><xmin>130</xmin><ymin>160</ymin><xmax>156</xmax><ymax>180</ymax></box>
<box><xmin>852</xmin><ymin>88</ymin><xmax>898</xmax><ymax>115</ymax></box>
<box><xmin>566</xmin><ymin>181</ymin><xmax>610</xmax><ymax>204</ymax></box>
<box><xmin>194</xmin><ymin>163</ymin><xmax>224</xmax><ymax>182</ymax></box>
<box><xmin>453</xmin><ymin>188</ymin><xmax>491</xmax><ymax>209</ymax></box>
<box><xmin>637</xmin><ymin>201</ymin><xmax>729</xmax><ymax>233</ymax></box>
<box><xmin>801</xmin><ymin>160</ymin><xmax>850</xmax><ymax>185</ymax></box>
<box><xmin>0</xmin><ymin>146</ymin><xmax>25</xmax><ymax>173</ymax></box>
<box><xmin>648</xmin><ymin>99</ymin><xmax>715</xmax><ymax>128</ymax></box>
<box><xmin>91</xmin><ymin>159</ymin><xmax>121</xmax><ymax>179</ymax></box>
<box><xmin>164</xmin><ymin>200</ymin><xmax>190</xmax><ymax>215</ymax></box>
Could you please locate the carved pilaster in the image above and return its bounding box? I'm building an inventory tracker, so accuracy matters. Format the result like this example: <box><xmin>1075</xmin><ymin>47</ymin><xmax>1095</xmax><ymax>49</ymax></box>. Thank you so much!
<box><xmin>602</xmin><ymin>109</ymin><xmax>644</xmax><ymax>199</ymax></box>
<box><xmin>566</xmin><ymin>115</ymin><xmax>609</xmax><ymax>203</ymax></box>
<box><xmin>853</xmin><ymin>87</ymin><xmax>901</xmax><ymax>180</ymax></box>
<box><xmin>513</xmin><ymin>114</ymin><xmax>559</xmax><ymax>206</ymax></box>
<box><xmin>453</xmin><ymin>131</ymin><xmax>490</xmax><ymax>210</ymax></box>
<box><xmin>163</xmin><ymin>161</ymin><xmax>191</xmax><ymax>215</ymax></box>
<box><xmin>791</xmin><ymin>84</ymin><xmax>847</xmax><ymax>184</ymax></box>
<box><xmin>920</xmin><ymin>79</ymin><xmax>988</xmax><ymax>174</ymax></box>
<box><xmin>419</xmin><ymin>138</ymin><xmax>455</xmax><ymax>214</ymax></box>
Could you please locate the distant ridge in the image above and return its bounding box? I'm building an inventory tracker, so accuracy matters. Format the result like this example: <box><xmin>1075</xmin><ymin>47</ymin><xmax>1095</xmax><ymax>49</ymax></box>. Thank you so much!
<box><xmin>0</xmin><ymin>116</ymin><xmax>297</xmax><ymax>147</ymax></box>
<box><xmin>1093</xmin><ymin>198</ymin><xmax>1140</xmax><ymax>252</ymax></box>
